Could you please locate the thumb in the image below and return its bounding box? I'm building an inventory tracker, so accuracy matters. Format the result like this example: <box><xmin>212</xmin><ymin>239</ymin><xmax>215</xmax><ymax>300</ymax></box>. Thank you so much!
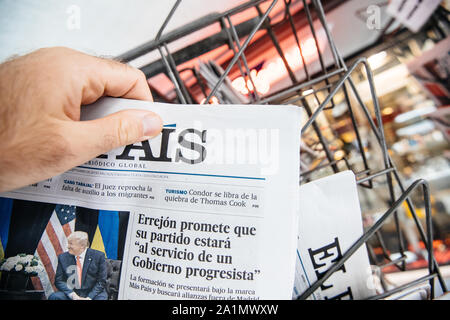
<box><xmin>64</xmin><ymin>109</ymin><xmax>163</xmax><ymax>163</ymax></box>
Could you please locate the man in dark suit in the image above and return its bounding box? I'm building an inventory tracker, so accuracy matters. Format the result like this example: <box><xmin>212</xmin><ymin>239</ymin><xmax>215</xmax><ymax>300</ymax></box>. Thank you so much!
<box><xmin>48</xmin><ymin>231</ymin><xmax>107</xmax><ymax>300</ymax></box>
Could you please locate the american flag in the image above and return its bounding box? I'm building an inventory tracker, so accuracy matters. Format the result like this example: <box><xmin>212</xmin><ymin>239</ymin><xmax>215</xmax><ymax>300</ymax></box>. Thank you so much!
<box><xmin>31</xmin><ymin>205</ymin><xmax>76</xmax><ymax>297</ymax></box>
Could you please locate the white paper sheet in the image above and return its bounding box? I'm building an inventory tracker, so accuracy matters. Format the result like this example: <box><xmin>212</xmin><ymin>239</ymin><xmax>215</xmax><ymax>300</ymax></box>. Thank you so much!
<box><xmin>293</xmin><ymin>171</ymin><xmax>376</xmax><ymax>300</ymax></box>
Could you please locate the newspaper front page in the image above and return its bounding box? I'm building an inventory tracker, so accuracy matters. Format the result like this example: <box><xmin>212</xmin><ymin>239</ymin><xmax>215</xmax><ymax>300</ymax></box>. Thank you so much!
<box><xmin>1</xmin><ymin>97</ymin><xmax>302</xmax><ymax>300</ymax></box>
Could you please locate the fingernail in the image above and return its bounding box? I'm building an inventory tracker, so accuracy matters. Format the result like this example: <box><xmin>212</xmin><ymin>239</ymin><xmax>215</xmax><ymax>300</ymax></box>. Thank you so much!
<box><xmin>142</xmin><ymin>114</ymin><xmax>163</xmax><ymax>138</ymax></box>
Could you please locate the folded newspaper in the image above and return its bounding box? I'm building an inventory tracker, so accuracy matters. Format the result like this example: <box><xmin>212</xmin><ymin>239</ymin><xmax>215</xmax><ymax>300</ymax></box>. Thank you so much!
<box><xmin>2</xmin><ymin>97</ymin><xmax>302</xmax><ymax>300</ymax></box>
<box><xmin>293</xmin><ymin>171</ymin><xmax>376</xmax><ymax>300</ymax></box>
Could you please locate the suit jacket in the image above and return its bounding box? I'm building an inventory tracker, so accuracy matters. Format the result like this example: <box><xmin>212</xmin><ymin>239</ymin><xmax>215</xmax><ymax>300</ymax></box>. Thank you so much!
<box><xmin>54</xmin><ymin>248</ymin><xmax>107</xmax><ymax>299</ymax></box>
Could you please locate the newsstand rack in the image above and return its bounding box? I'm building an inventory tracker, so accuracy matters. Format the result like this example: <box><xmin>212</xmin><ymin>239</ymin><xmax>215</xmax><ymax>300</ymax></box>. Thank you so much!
<box><xmin>116</xmin><ymin>0</ymin><xmax>449</xmax><ymax>299</ymax></box>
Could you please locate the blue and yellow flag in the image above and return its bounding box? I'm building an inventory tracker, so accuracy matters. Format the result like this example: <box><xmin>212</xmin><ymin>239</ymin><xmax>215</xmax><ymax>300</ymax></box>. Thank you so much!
<box><xmin>91</xmin><ymin>210</ymin><xmax>119</xmax><ymax>259</ymax></box>
<box><xmin>0</xmin><ymin>198</ymin><xmax>13</xmax><ymax>261</ymax></box>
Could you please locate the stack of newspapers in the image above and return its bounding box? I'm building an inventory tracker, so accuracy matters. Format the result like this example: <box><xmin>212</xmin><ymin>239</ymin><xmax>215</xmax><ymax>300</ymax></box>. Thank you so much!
<box><xmin>1</xmin><ymin>97</ymin><xmax>376</xmax><ymax>300</ymax></box>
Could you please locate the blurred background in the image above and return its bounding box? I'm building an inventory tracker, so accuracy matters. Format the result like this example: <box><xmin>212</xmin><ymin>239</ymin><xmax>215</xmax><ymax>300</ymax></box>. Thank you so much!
<box><xmin>0</xmin><ymin>0</ymin><xmax>449</xmax><ymax>298</ymax></box>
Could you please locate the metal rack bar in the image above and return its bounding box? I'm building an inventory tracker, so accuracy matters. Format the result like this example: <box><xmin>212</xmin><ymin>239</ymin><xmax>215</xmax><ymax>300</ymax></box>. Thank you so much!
<box><xmin>300</xmin><ymin>55</ymin><xmax>408</xmax><ymax>272</ymax></box>
<box><xmin>202</xmin><ymin>0</ymin><xmax>278</xmax><ymax>104</ymax></box>
<box><xmin>297</xmin><ymin>179</ymin><xmax>447</xmax><ymax>300</ymax></box>
<box><xmin>258</xmin><ymin>67</ymin><xmax>345</xmax><ymax>104</ymax></box>
<box><xmin>154</xmin><ymin>0</ymin><xmax>189</xmax><ymax>104</ymax></box>
<box><xmin>115</xmin><ymin>0</ymin><xmax>448</xmax><ymax>300</ymax></box>
<box><xmin>284</xmin><ymin>0</ymin><xmax>323</xmax><ymax>107</ymax></box>
<box><xmin>223</xmin><ymin>16</ymin><xmax>261</xmax><ymax>102</ymax></box>
<box><xmin>367</xmin><ymin>274</ymin><xmax>438</xmax><ymax>300</ymax></box>
<box><xmin>303</xmin><ymin>0</ymin><xmax>336</xmax><ymax>108</ymax></box>
<box><xmin>155</xmin><ymin>0</ymin><xmax>182</xmax><ymax>42</ymax></box>
<box><xmin>157</xmin><ymin>45</ymin><xmax>188</xmax><ymax>104</ymax></box>
<box><xmin>356</xmin><ymin>168</ymin><xmax>396</xmax><ymax>185</ymax></box>
<box><xmin>117</xmin><ymin>0</ymin><xmax>271</xmax><ymax>63</ymax></box>
<box><xmin>343</xmin><ymin>82</ymin><xmax>373</xmax><ymax>189</ymax></box>
<box><xmin>379</xmin><ymin>255</ymin><xmax>408</xmax><ymax>269</ymax></box>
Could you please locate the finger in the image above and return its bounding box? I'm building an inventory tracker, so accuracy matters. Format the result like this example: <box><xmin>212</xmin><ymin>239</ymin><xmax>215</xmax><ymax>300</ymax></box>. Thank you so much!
<box><xmin>81</xmin><ymin>57</ymin><xmax>153</xmax><ymax>105</ymax></box>
<box><xmin>60</xmin><ymin>109</ymin><xmax>163</xmax><ymax>165</ymax></box>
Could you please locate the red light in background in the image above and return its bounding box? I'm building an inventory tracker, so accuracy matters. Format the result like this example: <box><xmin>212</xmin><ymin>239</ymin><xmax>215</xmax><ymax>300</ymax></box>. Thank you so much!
<box><xmin>300</xmin><ymin>37</ymin><xmax>319</xmax><ymax>60</ymax></box>
<box><xmin>231</xmin><ymin>36</ymin><xmax>320</xmax><ymax>96</ymax></box>
<box><xmin>200</xmin><ymin>96</ymin><xmax>219</xmax><ymax>104</ymax></box>
<box><xmin>231</xmin><ymin>76</ymin><xmax>248</xmax><ymax>94</ymax></box>
<box><xmin>232</xmin><ymin>69</ymin><xmax>270</xmax><ymax>95</ymax></box>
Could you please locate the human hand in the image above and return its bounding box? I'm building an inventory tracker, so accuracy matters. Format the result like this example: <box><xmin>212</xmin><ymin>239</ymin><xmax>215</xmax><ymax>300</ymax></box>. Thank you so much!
<box><xmin>70</xmin><ymin>292</ymin><xmax>82</xmax><ymax>300</ymax></box>
<box><xmin>70</xmin><ymin>292</ymin><xmax>91</xmax><ymax>300</ymax></box>
<box><xmin>0</xmin><ymin>47</ymin><xmax>163</xmax><ymax>192</ymax></box>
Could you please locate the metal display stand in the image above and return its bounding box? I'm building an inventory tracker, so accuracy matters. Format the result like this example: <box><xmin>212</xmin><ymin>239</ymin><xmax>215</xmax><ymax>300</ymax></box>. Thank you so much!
<box><xmin>117</xmin><ymin>0</ymin><xmax>448</xmax><ymax>299</ymax></box>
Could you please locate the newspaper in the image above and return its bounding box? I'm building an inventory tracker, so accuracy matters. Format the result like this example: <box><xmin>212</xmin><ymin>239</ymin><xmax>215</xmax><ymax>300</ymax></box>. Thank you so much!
<box><xmin>293</xmin><ymin>171</ymin><xmax>376</xmax><ymax>300</ymax></box>
<box><xmin>1</xmin><ymin>97</ymin><xmax>302</xmax><ymax>300</ymax></box>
